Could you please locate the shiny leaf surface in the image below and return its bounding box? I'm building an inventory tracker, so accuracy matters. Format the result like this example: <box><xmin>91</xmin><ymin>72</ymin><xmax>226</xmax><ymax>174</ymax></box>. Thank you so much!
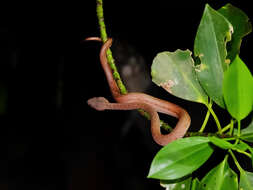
<box><xmin>148</xmin><ymin>137</ymin><xmax>213</xmax><ymax>180</ymax></box>
<box><xmin>208</xmin><ymin>136</ymin><xmax>234</xmax><ymax>149</ymax></box>
<box><xmin>200</xmin><ymin>157</ymin><xmax>238</xmax><ymax>190</ymax></box>
<box><xmin>194</xmin><ymin>4</ymin><xmax>233</xmax><ymax>108</ymax></box>
<box><xmin>223</xmin><ymin>55</ymin><xmax>253</xmax><ymax>120</ymax></box>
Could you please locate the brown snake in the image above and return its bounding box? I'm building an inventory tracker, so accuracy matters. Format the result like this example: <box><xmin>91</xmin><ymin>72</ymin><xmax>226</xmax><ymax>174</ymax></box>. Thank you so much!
<box><xmin>86</xmin><ymin>37</ymin><xmax>191</xmax><ymax>146</ymax></box>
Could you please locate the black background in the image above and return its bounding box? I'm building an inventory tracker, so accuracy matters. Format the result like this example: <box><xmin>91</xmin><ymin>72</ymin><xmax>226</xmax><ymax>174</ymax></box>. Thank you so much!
<box><xmin>1</xmin><ymin>0</ymin><xmax>253</xmax><ymax>190</ymax></box>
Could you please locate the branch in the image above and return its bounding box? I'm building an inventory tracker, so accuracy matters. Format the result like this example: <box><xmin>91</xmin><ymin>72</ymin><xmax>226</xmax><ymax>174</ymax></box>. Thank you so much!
<box><xmin>96</xmin><ymin>0</ymin><xmax>181</xmax><ymax>133</ymax></box>
<box><xmin>96</xmin><ymin>0</ymin><xmax>127</xmax><ymax>94</ymax></box>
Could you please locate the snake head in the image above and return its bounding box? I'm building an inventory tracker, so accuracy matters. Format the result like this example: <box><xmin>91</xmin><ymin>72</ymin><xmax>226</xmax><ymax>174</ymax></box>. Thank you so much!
<box><xmin>87</xmin><ymin>97</ymin><xmax>109</xmax><ymax>111</ymax></box>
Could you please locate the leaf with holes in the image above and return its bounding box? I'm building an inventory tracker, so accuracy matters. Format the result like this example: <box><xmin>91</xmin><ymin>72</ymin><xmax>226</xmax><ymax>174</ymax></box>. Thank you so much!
<box><xmin>218</xmin><ymin>3</ymin><xmax>252</xmax><ymax>62</ymax></box>
<box><xmin>194</xmin><ymin>4</ymin><xmax>233</xmax><ymax>108</ymax></box>
<box><xmin>200</xmin><ymin>156</ymin><xmax>238</xmax><ymax>190</ymax></box>
<box><xmin>151</xmin><ymin>50</ymin><xmax>208</xmax><ymax>104</ymax></box>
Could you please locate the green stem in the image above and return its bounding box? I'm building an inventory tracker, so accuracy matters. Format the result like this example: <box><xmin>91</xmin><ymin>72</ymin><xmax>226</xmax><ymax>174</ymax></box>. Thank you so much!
<box><xmin>234</xmin><ymin>120</ymin><xmax>241</xmax><ymax>145</ymax></box>
<box><xmin>96</xmin><ymin>0</ymin><xmax>127</xmax><ymax>94</ymax></box>
<box><xmin>199</xmin><ymin>108</ymin><xmax>210</xmax><ymax>133</ymax></box>
<box><xmin>220</xmin><ymin>124</ymin><xmax>231</xmax><ymax>133</ymax></box>
<box><xmin>233</xmin><ymin>148</ymin><xmax>251</xmax><ymax>158</ymax></box>
<box><xmin>237</xmin><ymin>120</ymin><xmax>241</xmax><ymax>136</ymax></box>
<box><xmin>185</xmin><ymin>132</ymin><xmax>233</xmax><ymax>138</ymax></box>
<box><xmin>205</xmin><ymin>100</ymin><xmax>222</xmax><ymax>134</ymax></box>
<box><xmin>229</xmin><ymin>150</ymin><xmax>243</xmax><ymax>172</ymax></box>
<box><xmin>221</xmin><ymin>119</ymin><xmax>235</xmax><ymax>134</ymax></box>
<box><xmin>223</xmin><ymin>137</ymin><xmax>237</xmax><ymax>141</ymax></box>
<box><xmin>228</xmin><ymin>119</ymin><xmax>234</xmax><ymax>136</ymax></box>
<box><xmin>160</xmin><ymin>120</ymin><xmax>173</xmax><ymax>132</ymax></box>
<box><xmin>96</xmin><ymin>0</ymin><xmax>173</xmax><ymax>131</ymax></box>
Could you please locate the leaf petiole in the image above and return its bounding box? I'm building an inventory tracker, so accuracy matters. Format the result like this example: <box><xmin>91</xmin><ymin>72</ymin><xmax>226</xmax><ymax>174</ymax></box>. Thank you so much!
<box><xmin>229</xmin><ymin>149</ymin><xmax>244</xmax><ymax>172</ymax></box>
<box><xmin>234</xmin><ymin>120</ymin><xmax>241</xmax><ymax>145</ymax></box>
<box><xmin>199</xmin><ymin>107</ymin><xmax>211</xmax><ymax>133</ymax></box>
<box><xmin>220</xmin><ymin>119</ymin><xmax>235</xmax><ymax>134</ymax></box>
<box><xmin>205</xmin><ymin>100</ymin><xmax>222</xmax><ymax>134</ymax></box>
<box><xmin>220</xmin><ymin>123</ymin><xmax>232</xmax><ymax>133</ymax></box>
<box><xmin>233</xmin><ymin>148</ymin><xmax>251</xmax><ymax>158</ymax></box>
<box><xmin>228</xmin><ymin>119</ymin><xmax>234</xmax><ymax>136</ymax></box>
<box><xmin>237</xmin><ymin>120</ymin><xmax>241</xmax><ymax>136</ymax></box>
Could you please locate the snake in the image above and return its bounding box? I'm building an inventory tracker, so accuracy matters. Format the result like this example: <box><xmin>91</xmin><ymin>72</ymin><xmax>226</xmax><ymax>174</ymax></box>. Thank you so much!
<box><xmin>86</xmin><ymin>37</ymin><xmax>191</xmax><ymax>146</ymax></box>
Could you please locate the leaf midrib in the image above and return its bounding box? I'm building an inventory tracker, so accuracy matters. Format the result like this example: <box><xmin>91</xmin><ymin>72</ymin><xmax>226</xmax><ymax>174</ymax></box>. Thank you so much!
<box><xmin>157</xmin><ymin>143</ymin><xmax>211</xmax><ymax>174</ymax></box>
<box><xmin>205</xmin><ymin>7</ymin><xmax>224</xmax><ymax>73</ymax></box>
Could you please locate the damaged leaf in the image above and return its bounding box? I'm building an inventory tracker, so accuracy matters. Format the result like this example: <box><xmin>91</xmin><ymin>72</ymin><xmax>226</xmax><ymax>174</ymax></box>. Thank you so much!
<box><xmin>218</xmin><ymin>3</ymin><xmax>252</xmax><ymax>62</ymax></box>
<box><xmin>151</xmin><ymin>50</ymin><xmax>208</xmax><ymax>104</ymax></box>
<box><xmin>200</xmin><ymin>156</ymin><xmax>238</xmax><ymax>190</ymax></box>
<box><xmin>194</xmin><ymin>4</ymin><xmax>233</xmax><ymax>108</ymax></box>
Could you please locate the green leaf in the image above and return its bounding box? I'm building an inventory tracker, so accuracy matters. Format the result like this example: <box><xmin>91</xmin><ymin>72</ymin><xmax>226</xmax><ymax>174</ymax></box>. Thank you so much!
<box><xmin>160</xmin><ymin>176</ymin><xmax>192</xmax><ymax>190</ymax></box>
<box><xmin>234</xmin><ymin>118</ymin><xmax>253</xmax><ymax>142</ymax></box>
<box><xmin>240</xmin><ymin>118</ymin><xmax>253</xmax><ymax>134</ymax></box>
<box><xmin>233</xmin><ymin>142</ymin><xmax>249</xmax><ymax>152</ymax></box>
<box><xmin>240</xmin><ymin>134</ymin><xmax>253</xmax><ymax>143</ymax></box>
<box><xmin>223</xmin><ymin>55</ymin><xmax>253</xmax><ymax>120</ymax></box>
<box><xmin>239</xmin><ymin>121</ymin><xmax>253</xmax><ymax>142</ymax></box>
<box><xmin>234</xmin><ymin>140</ymin><xmax>253</xmax><ymax>167</ymax></box>
<box><xmin>151</xmin><ymin>50</ymin><xmax>208</xmax><ymax>104</ymax></box>
<box><xmin>200</xmin><ymin>156</ymin><xmax>238</xmax><ymax>190</ymax></box>
<box><xmin>208</xmin><ymin>136</ymin><xmax>234</xmax><ymax>149</ymax></box>
<box><xmin>218</xmin><ymin>3</ymin><xmax>252</xmax><ymax>62</ymax></box>
<box><xmin>194</xmin><ymin>4</ymin><xmax>233</xmax><ymax>108</ymax></box>
<box><xmin>240</xmin><ymin>170</ymin><xmax>253</xmax><ymax>190</ymax></box>
<box><xmin>191</xmin><ymin>178</ymin><xmax>201</xmax><ymax>190</ymax></box>
<box><xmin>148</xmin><ymin>137</ymin><xmax>213</xmax><ymax>180</ymax></box>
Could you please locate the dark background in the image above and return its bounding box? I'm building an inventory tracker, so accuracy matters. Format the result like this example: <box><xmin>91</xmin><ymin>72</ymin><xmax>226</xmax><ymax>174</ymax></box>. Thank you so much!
<box><xmin>1</xmin><ymin>0</ymin><xmax>253</xmax><ymax>189</ymax></box>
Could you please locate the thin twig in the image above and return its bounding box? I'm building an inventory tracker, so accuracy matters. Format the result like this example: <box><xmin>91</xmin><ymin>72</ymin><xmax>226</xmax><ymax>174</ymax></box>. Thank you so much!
<box><xmin>95</xmin><ymin>0</ymin><xmax>175</xmax><ymax>131</ymax></box>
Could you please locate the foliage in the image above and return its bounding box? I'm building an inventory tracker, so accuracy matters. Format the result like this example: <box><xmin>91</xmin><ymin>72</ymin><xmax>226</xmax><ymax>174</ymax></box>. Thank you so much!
<box><xmin>93</xmin><ymin>1</ymin><xmax>253</xmax><ymax>189</ymax></box>
<box><xmin>149</xmin><ymin>3</ymin><xmax>253</xmax><ymax>189</ymax></box>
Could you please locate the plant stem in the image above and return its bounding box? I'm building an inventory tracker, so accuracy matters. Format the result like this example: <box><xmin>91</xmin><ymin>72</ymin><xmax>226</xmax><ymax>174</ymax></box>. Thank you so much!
<box><xmin>224</xmin><ymin>137</ymin><xmax>237</xmax><ymax>141</ymax></box>
<box><xmin>205</xmin><ymin>100</ymin><xmax>222</xmax><ymax>134</ymax></box>
<box><xmin>233</xmin><ymin>148</ymin><xmax>251</xmax><ymax>158</ymax></box>
<box><xmin>220</xmin><ymin>124</ymin><xmax>231</xmax><ymax>133</ymax></box>
<box><xmin>237</xmin><ymin>120</ymin><xmax>241</xmax><ymax>136</ymax></box>
<box><xmin>96</xmin><ymin>0</ymin><xmax>173</xmax><ymax>131</ymax></box>
<box><xmin>229</xmin><ymin>149</ymin><xmax>243</xmax><ymax>172</ymax></box>
<box><xmin>221</xmin><ymin>120</ymin><xmax>237</xmax><ymax>134</ymax></box>
<box><xmin>185</xmin><ymin>132</ymin><xmax>233</xmax><ymax>138</ymax></box>
<box><xmin>199</xmin><ymin>108</ymin><xmax>210</xmax><ymax>133</ymax></box>
<box><xmin>234</xmin><ymin>120</ymin><xmax>241</xmax><ymax>145</ymax></box>
<box><xmin>96</xmin><ymin>0</ymin><xmax>127</xmax><ymax>94</ymax></box>
<box><xmin>228</xmin><ymin>119</ymin><xmax>234</xmax><ymax>136</ymax></box>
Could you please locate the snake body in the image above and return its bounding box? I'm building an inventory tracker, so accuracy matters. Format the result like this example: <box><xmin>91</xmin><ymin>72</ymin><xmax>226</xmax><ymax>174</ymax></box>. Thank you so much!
<box><xmin>87</xmin><ymin>37</ymin><xmax>191</xmax><ymax>146</ymax></box>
